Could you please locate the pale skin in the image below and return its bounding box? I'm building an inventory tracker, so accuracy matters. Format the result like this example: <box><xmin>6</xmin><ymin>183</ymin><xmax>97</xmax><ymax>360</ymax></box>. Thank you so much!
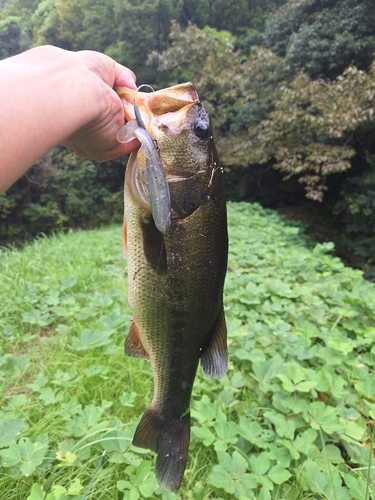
<box><xmin>0</xmin><ymin>45</ymin><xmax>139</xmax><ymax>193</ymax></box>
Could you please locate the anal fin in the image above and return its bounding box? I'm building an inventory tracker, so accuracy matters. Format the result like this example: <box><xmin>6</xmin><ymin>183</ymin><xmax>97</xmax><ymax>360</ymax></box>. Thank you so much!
<box><xmin>133</xmin><ymin>406</ymin><xmax>190</xmax><ymax>491</ymax></box>
<box><xmin>124</xmin><ymin>319</ymin><xmax>150</xmax><ymax>360</ymax></box>
<box><xmin>200</xmin><ymin>308</ymin><xmax>227</xmax><ymax>379</ymax></box>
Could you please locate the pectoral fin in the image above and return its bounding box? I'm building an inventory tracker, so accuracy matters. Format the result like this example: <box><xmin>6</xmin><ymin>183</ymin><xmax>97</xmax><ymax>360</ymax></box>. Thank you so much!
<box><xmin>141</xmin><ymin>217</ymin><xmax>167</xmax><ymax>274</ymax></box>
<box><xmin>125</xmin><ymin>319</ymin><xmax>150</xmax><ymax>360</ymax></box>
<box><xmin>200</xmin><ymin>308</ymin><xmax>227</xmax><ymax>379</ymax></box>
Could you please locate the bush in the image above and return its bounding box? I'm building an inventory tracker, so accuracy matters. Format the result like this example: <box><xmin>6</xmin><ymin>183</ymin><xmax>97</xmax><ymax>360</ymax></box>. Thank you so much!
<box><xmin>334</xmin><ymin>152</ymin><xmax>375</xmax><ymax>280</ymax></box>
<box><xmin>0</xmin><ymin>147</ymin><xmax>126</xmax><ymax>243</ymax></box>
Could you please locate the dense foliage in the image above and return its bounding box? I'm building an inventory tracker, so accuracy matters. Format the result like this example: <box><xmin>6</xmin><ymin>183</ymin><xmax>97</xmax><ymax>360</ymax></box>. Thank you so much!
<box><xmin>1</xmin><ymin>203</ymin><xmax>375</xmax><ymax>499</ymax></box>
<box><xmin>263</xmin><ymin>0</ymin><xmax>375</xmax><ymax>79</ymax></box>
<box><xmin>0</xmin><ymin>148</ymin><xmax>125</xmax><ymax>242</ymax></box>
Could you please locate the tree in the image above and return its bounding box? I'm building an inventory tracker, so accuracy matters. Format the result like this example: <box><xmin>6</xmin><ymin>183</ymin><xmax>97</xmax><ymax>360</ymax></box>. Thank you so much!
<box><xmin>264</xmin><ymin>0</ymin><xmax>375</xmax><ymax>79</ymax></box>
<box><xmin>0</xmin><ymin>16</ymin><xmax>27</xmax><ymax>58</ymax></box>
<box><xmin>249</xmin><ymin>63</ymin><xmax>375</xmax><ymax>200</ymax></box>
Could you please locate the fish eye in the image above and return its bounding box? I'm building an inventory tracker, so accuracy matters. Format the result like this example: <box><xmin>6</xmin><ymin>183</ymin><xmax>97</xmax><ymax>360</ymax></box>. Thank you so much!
<box><xmin>194</xmin><ymin>120</ymin><xmax>209</xmax><ymax>139</ymax></box>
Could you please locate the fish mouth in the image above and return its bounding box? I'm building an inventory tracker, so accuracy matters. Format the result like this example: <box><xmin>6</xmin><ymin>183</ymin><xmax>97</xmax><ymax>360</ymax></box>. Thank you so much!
<box><xmin>115</xmin><ymin>83</ymin><xmax>199</xmax><ymax>128</ymax></box>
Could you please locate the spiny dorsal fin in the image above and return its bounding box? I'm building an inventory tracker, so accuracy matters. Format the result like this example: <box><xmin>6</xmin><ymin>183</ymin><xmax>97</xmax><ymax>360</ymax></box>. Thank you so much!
<box><xmin>200</xmin><ymin>308</ymin><xmax>227</xmax><ymax>379</ymax></box>
<box><xmin>124</xmin><ymin>319</ymin><xmax>150</xmax><ymax>360</ymax></box>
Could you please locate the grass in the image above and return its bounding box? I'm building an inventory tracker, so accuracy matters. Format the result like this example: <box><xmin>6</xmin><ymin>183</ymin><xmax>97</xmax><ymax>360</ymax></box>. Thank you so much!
<box><xmin>1</xmin><ymin>202</ymin><xmax>375</xmax><ymax>500</ymax></box>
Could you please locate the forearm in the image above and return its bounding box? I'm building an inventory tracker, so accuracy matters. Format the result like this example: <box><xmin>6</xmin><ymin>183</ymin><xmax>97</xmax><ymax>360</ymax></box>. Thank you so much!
<box><xmin>0</xmin><ymin>46</ymin><xmax>136</xmax><ymax>193</ymax></box>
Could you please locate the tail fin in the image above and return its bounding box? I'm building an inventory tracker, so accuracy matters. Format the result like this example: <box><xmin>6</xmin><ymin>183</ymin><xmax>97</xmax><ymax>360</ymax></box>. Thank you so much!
<box><xmin>132</xmin><ymin>407</ymin><xmax>190</xmax><ymax>491</ymax></box>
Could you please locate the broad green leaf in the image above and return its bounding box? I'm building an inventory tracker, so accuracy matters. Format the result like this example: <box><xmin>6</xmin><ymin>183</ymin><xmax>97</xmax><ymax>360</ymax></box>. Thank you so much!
<box><xmin>324</xmin><ymin>444</ymin><xmax>344</xmax><ymax>464</ymax></box>
<box><xmin>234</xmin><ymin>474</ymin><xmax>257</xmax><ymax>498</ymax></box>
<box><xmin>117</xmin><ymin>480</ymin><xmax>132</xmax><ymax>492</ymax></box>
<box><xmin>191</xmin><ymin>425</ymin><xmax>215</xmax><ymax>446</ymax></box>
<box><xmin>0</xmin><ymin>442</ymin><xmax>22</xmax><ymax>467</ymax></box>
<box><xmin>341</xmin><ymin>472</ymin><xmax>368</xmax><ymax>500</ymax></box>
<box><xmin>249</xmin><ymin>451</ymin><xmax>271</xmax><ymax>475</ymax></box>
<box><xmin>354</xmin><ymin>378</ymin><xmax>375</xmax><ymax>399</ymax></box>
<box><xmin>229</xmin><ymin>451</ymin><xmax>249</xmax><ymax>477</ymax></box>
<box><xmin>207</xmin><ymin>465</ymin><xmax>235</xmax><ymax>494</ymax></box>
<box><xmin>252</xmin><ymin>354</ymin><xmax>284</xmax><ymax>382</ymax></box>
<box><xmin>71</xmin><ymin>329</ymin><xmax>113</xmax><ymax>350</ymax></box>
<box><xmin>27</xmin><ymin>484</ymin><xmax>45</xmax><ymax>500</ymax></box>
<box><xmin>191</xmin><ymin>395</ymin><xmax>218</xmax><ymax>423</ymax></box>
<box><xmin>264</xmin><ymin>410</ymin><xmax>296</xmax><ymax>440</ymax></box>
<box><xmin>305</xmin><ymin>402</ymin><xmax>344</xmax><ymax>434</ymax></box>
<box><xmin>38</xmin><ymin>387</ymin><xmax>64</xmax><ymax>405</ymax></box>
<box><xmin>276</xmin><ymin>374</ymin><xmax>295</xmax><ymax>392</ymax></box>
<box><xmin>302</xmin><ymin>459</ymin><xmax>329</xmax><ymax>493</ymax></box>
<box><xmin>294</xmin><ymin>428</ymin><xmax>317</xmax><ymax>455</ymax></box>
<box><xmin>214</xmin><ymin>411</ymin><xmax>238</xmax><ymax>443</ymax></box>
<box><xmin>343</xmin><ymin>421</ymin><xmax>366</xmax><ymax>442</ymax></box>
<box><xmin>323</xmin><ymin>469</ymin><xmax>352</xmax><ymax>500</ymax></box>
<box><xmin>47</xmin><ymin>485</ymin><xmax>67</xmax><ymax>500</ymax></box>
<box><xmin>27</xmin><ymin>373</ymin><xmax>49</xmax><ymax>392</ymax></box>
<box><xmin>295</xmin><ymin>380</ymin><xmax>317</xmax><ymax>392</ymax></box>
<box><xmin>1</xmin><ymin>437</ymin><xmax>49</xmax><ymax>476</ymax></box>
<box><xmin>119</xmin><ymin>392</ymin><xmax>137</xmax><ymax>407</ymax></box>
<box><xmin>0</xmin><ymin>419</ymin><xmax>27</xmax><ymax>448</ymax></box>
<box><xmin>285</xmin><ymin>362</ymin><xmax>309</xmax><ymax>384</ymax></box>
<box><xmin>230</xmin><ymin>371</ymin><xmax>245</xmax><ymax>388</ymax></box>
<box><xmin>268</xmin><ymin>464</ymin><xmax>291</xmax><ymax>484</ymax></box>
<box><xmin>18</xmin><ymin>437</ymin><xmax>49</xmax><ymax>476</ymax></box>
<box><xmin>84</xmin><ymin>364</ymin><xmax>110</xmax><ymax>378</ymax></box>
<box><xmin>123</xmin><ymin>489</ymin><xmax>140</xmax><ymax>500</ymax></box>
<box><xmin>258</xmin><ymin>486</ymin><xmax>271</xmax><ymax>500</ymax></box>
<box><xmin>277</xmin><ymin>439</ymin><xmax>300</xmax><ymax>460</ymax></box>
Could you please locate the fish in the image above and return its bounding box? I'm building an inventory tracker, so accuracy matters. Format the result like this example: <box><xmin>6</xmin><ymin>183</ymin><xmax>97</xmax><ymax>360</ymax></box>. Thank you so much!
<box><xmin>115</xmin><ymin>82</ymin><xmax>228</xmax><ymax>491</ymax></box>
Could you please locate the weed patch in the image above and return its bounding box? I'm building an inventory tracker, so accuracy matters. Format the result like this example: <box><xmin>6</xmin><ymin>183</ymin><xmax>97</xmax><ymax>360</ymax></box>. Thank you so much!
<box><xmin>0</xmin><ymin>204</ymin><xmax>374</xmax><ymax>499</ymax></box>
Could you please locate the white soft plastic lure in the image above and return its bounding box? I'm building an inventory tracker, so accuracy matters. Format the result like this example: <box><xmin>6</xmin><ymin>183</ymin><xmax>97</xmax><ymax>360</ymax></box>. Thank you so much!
<box><xmin>116</xmin><ymin>85</ymin><xmax>171</xmax><ymax>234</ymax></box>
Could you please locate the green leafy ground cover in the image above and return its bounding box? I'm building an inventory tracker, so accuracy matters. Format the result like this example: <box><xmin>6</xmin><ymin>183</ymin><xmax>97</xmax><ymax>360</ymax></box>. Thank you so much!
<box><xmin>0</xmin><ymin>202</ymin><xmax>374</xmax><ymax>500</ymax></box>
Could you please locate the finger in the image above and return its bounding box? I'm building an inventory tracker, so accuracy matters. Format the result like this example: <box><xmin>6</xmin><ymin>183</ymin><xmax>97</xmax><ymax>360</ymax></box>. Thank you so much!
<box><xmin>116</xmin><ymin>137</ymin><xmax>140</xmax><ymax>156</ymax></box>
<box><xmin>115</xmin><ymin>65</ymin><xmax>137</xmax><ymax>89</ymax></box>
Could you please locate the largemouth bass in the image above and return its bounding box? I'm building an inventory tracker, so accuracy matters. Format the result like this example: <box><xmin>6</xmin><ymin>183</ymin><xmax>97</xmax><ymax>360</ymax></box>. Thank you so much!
<box><xmin>116</xmin><ymin>83</ymin><xmax>228</xmax><ymax>491</ymax></box>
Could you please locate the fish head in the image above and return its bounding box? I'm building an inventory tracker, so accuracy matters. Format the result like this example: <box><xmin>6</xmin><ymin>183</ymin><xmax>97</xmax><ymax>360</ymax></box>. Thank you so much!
<box><xmin>116</xmin><ymin>83</ymin><xmax>220</xmax><ymax>219</ymax></box>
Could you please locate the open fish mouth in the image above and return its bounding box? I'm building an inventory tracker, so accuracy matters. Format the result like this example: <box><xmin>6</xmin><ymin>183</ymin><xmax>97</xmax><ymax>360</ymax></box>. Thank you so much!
<box><xmin>115</xmin><ymin>82</ymin><xmax>200</xmax><ymax>128</ymax></box>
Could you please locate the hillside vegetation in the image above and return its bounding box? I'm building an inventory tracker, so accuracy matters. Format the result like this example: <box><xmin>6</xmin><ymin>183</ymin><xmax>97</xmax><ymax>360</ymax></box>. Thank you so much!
<box><xmin>1</xmin><ymin>202</ymin><xmax>374</xmax><ymax>499</ymax></box>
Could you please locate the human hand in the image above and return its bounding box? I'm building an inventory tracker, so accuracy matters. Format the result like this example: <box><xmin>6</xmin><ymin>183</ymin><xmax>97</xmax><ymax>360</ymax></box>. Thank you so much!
<box><xmin>62</xmin><ymin>51</ymin><xmax>139</xmax><ymax>162</ymax></box>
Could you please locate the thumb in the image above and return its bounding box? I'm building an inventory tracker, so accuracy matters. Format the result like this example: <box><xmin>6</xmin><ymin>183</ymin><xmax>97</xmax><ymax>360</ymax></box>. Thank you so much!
<box><xmin>115</xmin><ymin>64</ymin><xmax>137</xmax><ymax>89</ymax></box>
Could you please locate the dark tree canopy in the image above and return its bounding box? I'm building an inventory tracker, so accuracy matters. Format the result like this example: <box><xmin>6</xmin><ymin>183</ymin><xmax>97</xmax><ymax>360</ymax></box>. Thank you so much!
<box><xmin>264</xmin><ymin>0</ymin><xmax>375</xmax><ymax>78</ymax></box>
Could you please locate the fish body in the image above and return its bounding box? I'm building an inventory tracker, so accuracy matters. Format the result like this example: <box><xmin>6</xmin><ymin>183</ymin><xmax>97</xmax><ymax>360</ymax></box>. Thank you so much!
<box><xmin>116</xmin><ymin>83</ymin><xmax>228</xmax><ymax>491</ymax></box>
